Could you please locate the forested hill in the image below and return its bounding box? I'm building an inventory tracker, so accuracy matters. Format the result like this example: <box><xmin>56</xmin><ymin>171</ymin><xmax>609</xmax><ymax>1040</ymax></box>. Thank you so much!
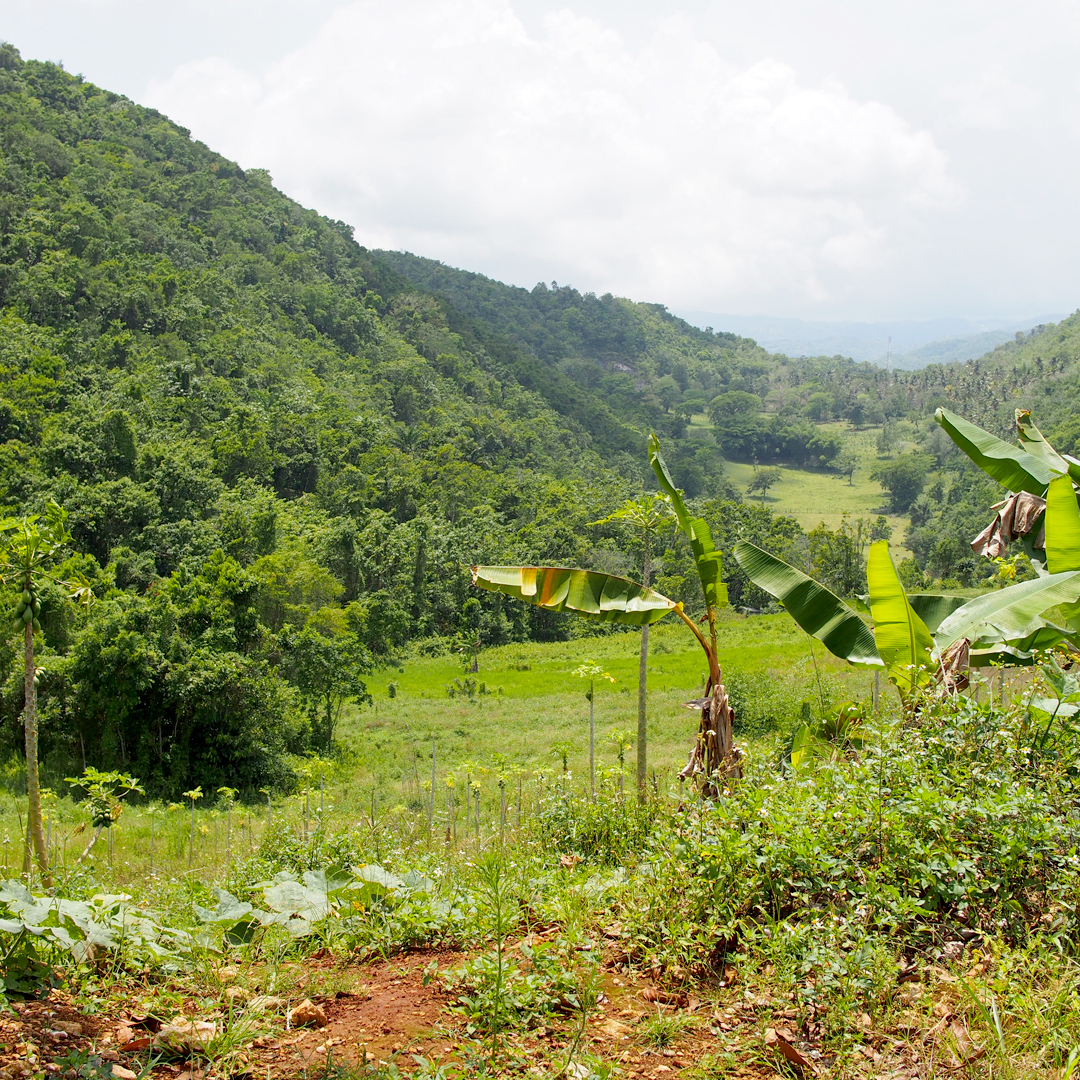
<box><xmin>373</xmin><ymin>249</ymin><xmax>774</xmax><ymax>432</ymax></box>
<box><xmin>3</xmin><ymin>42</ymin><xmax>1080</xmax><ymax>798</ymax></box>
<box><xmin>0</xmin><ymin>45</ymin><xmax>815</xmax><ymax>797</ymax></box>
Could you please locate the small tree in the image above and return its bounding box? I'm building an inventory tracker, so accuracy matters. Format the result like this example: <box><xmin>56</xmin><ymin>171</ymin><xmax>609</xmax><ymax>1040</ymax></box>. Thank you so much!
<box><xmin>284</xmin><ymin>626</ymin><xmax>373</xmax><ymax>750</ymax></box>
<box><xmin>746</xmin><ymin>466</ymin><xmax>783</xmax><ymax>504</ymax></box>
<box><xmin>549</xmin><ymin>740</ymin><xmax>578</xmax><ymax>774</ymax></box>
<box><xmin>572</xmin><ymin>663</ymin><xmax>615</xmax><ymax>795</ymax></box>
<box><xmin>217</xmin><ymin>786</ymin><xmax>239</xmax><ymax>864</ymax></box>
<box><xmin>833</xmin><ymin>450</ymin><xmax>858</xmax><ymax>486</ymax></box>
<box><xmin>876</xmin><ymin>421</ymin><xmax>899</xmax><ymax>456</ymax></box>
<box><xmin>183</xmin><ymin>786</ymin><xmax>203</xmax><ymax>867</ymax></box>
<box><xmin>871</xmin><ymin>453</ymin><xmax>934</xmax><ymax>513</ymax></box>
<box><xmin>65</xmin><ymin>767</ymin><xmax>144</xmax><ymax>865</ymax></box>
<box><xmin>589</xmin><ymin>494</ymin><xmax>674</xmax><ymax>801</ymax></box>
<box><xmin>0</xmin><ymin>503</ymin><xmax>92</xmax><ymax>886</ymax></box>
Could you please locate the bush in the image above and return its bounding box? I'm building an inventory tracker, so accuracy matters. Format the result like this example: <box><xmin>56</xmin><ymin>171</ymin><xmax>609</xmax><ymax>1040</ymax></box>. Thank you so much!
<box><xmin>618</xmin><ymin>684</ymin><xmax>1080</xmax><ymax>994</ymax></box>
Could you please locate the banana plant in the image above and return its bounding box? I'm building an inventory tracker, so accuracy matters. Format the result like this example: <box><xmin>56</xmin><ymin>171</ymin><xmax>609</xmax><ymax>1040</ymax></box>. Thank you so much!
<box><xmin>733</xmin><ymin>538</ymin><xmax>1080</xmax><ymax>698</ymax></box>
<box><xmin>472</xmin><ymin>435</ymin><xmax>739</xmax><ymax>792</ymax></box>
<box><xmin>934</xmin><ymin>408</ymin><xmax>1080</xmax><ymax>573</ymax></box>
<box><xmin>936</xmin><ymin>407</ymin><xmax>1080</xmax><ymax>630</ymax></box>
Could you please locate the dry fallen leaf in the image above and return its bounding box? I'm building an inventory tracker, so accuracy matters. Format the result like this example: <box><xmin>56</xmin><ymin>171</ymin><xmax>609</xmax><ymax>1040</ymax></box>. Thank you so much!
<box><xmin>949</xmin><ymin>1018</ymin><xmax>985</xmax><ymax>1064</ymax></box>
<box><xmin>641</xmin><ymin>988</ymin><xmax>688</xmax><ymax>1007</ymax></box>
<box><xmin>118</xmin><ymin>1036</ymin><xmax>154</xmax><ymax>1052</ymax></box>
<box><xmin>765</xmin><ymin>1027</ymin><xmax>818</xmax><ymax>1075</ymax></box>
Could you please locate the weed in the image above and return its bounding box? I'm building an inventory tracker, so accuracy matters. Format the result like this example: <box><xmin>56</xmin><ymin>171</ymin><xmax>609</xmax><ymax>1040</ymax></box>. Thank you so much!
<box><xmin>636</xmin><ymin>1009</ymin><xmax>697</xmax><ymax>1048</ymax></box>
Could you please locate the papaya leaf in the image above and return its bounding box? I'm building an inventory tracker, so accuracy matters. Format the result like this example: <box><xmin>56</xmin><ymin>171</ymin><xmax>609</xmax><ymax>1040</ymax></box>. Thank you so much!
<box><xmin>733</xmin><ymin>541</ymin><xmax>881</xmax><ymax>665</ymax></box>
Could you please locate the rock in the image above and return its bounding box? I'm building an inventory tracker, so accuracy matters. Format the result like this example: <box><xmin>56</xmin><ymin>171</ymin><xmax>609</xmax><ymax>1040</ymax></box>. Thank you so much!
<box><xmin>218</xmin><ymin>966</ymin><xmax>238</xmax><ymax>983</ymax></box>
<box><xmin>111</xmin><ymin>1068</ymin><xmax>138</xmax><ymax>1080</ymax></box>
<box><xmin>598</xmin><ymin>1019</ymin><xmax>631</xmax><ymax>1038</ymax></box>
<box><xmin>154</xmin><ymin>1017</ymin><xmax>217</xmax><ymax>1052</ymax></box>
<box><xmin>224</xmin><ymin>986</ymin><xmax>247</xmax><ymax>1003</ymax></box>
<box><xmin>290</xmin><ymin>999</ymin><xmax>328</xmax><ymax>1028</ymax></box>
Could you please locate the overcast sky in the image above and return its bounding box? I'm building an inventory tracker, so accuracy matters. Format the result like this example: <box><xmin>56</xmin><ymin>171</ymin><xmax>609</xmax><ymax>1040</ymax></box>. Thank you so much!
<box><xmin>4</xmin><ymin>0</ymin><xmax>1079</xmax><ymax>322</ymax></box>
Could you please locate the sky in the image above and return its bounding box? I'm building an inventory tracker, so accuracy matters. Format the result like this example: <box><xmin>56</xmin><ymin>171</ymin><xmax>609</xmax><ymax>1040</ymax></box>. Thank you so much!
<box><xmin>4</xmin><ymin>0</ymin><xmax>1079</xmax><ymax>323</ymax></box>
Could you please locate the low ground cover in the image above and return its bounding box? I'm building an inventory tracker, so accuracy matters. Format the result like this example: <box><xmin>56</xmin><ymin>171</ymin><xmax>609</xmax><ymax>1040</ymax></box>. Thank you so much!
<box><xmin>0</xmin><ymin>632</ymin><xmax>1075</xmax><ymax>1079</ymax></box>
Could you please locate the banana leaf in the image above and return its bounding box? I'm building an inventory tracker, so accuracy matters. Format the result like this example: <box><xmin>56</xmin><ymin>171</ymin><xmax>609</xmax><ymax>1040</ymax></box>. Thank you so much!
<box><xmin>1015</xmin><ymin>410</ymin><xmax>1080</xmax><ymax>486</ymax></box>
<box><xmin>934</xmin><ymin>570</ymin><xmax>1080</xmax><ymax>649</ymax></box>
<box><xmin>969</xmin><ymin>624</ymin><xmax>1074</xmax><ymax>666</ymax></box>
<box><xmin>934</xmin><ymin>407</ymin><xmax>1056</xmax><ymax>495</ymax></box>
<box><xmin>648</xmin><ymin>435</ymin><xmax>727</xmax><ymax>612</ymax></box>
<box><xmin>732</xmin><ymin>541</ymin><xmax>882</xmax><ymax>665</ymax></box>
<box><xmin>1045</xmin><ymin>474</ymin><xmax>1080</xmax><ymax>574</ymax></box>
<box><xmin>908</xmin><ymin>593</ymin><xmax>967</xmax><ymax>633</ymax></box>
<box><xmin>867</xmin><ymin>541</ymin><xmax>935</xmax><ymax>689</ymax></box>
<box><xmin>470</xmin><ymin>565</ymin><xmax>677</xmax><ymax>626</ymax></box>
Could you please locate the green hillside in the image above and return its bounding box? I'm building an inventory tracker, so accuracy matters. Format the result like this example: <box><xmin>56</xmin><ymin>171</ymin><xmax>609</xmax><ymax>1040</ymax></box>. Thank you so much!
<box><xmin>0</xmin><ymin>46</ymin><xmax>887</xmax><ymax>796</ymax></box>
<box><xmin>0</xmin><ymin>41</ymin><xmax>1078</xmax><ymax>796</ymax></box>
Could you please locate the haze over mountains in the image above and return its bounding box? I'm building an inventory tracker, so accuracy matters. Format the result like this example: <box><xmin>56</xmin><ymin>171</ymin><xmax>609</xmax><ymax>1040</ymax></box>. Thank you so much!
<box><xmin>675</xmin><ymin>312</ymin><xmax>1069</xmax><ymax>369</ymax></box>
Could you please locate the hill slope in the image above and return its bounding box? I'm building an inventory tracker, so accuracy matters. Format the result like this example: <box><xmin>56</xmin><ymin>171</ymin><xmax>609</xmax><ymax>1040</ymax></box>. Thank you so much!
<box><xmin>2</xmin><ymin>42</ymin><xmax>1080</xmax><ymax>795</ymax></box>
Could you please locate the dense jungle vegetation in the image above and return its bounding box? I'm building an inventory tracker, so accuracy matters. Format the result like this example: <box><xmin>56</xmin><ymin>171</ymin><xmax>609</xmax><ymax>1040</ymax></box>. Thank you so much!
<box><xmin>1</xmin><ymin>42</ymin><xmax>1080</xmax><ymax>799</ymax></box>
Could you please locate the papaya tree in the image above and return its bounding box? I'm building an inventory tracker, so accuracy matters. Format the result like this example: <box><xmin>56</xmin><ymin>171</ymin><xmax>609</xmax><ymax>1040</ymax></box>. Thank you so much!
<box><xmin>0</xmin><ymin>502</ymin><xmax>92</xmax><ymax>886</ymax></box>
<box><xmin>588</xmin><ymin>493</ymin><xmax>674</xmax><ymax>800</ymax></box>
<box><xmin>473</xmin><ymin>436</ymin><xmax>740</xmax><ymax>792</ymax></box>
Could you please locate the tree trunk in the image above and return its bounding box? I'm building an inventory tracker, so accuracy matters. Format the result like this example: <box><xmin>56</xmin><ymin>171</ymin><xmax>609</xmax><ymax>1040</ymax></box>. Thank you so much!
<box><xmin>588</xmin><ymin>687</ymin><xmax>595</xmax><ymax>796</ymax></box>
<box><xmin>636</xmin><ymin>624</ymin><xmax>649</xmax><ymax>800</ymax></box>
<box><xmin>637</xmin><ymin>537</ymin><xmax>652</xmax><ymax>802</ymax></box>
<box><xmin>23</xmin><ymin>622</ymin><xmax>51</xmax><ymax>887</ymax></box>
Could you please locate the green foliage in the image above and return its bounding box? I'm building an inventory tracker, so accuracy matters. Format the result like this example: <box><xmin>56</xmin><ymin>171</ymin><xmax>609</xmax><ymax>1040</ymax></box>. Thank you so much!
<box><xmin>64</xmin><ymin>765</ymin><xmax>143</xmax><ymax>828</ymax></box>
<box><xmin>0</xmin><ymin>879</ymin><xmax>189</xmax><ymax>998</ymax></box>
<box><xmin>870</xmin><ymin>452</ymin><xmax>935</xmax><ymax>512</ymax></box>
<box><xmin>442</xmin><ymin>935</ymin><xmax>595</xmax><ymax>1035</ymax></box>
<box><xmin>618</xmin><ymin>687</ymin><xmax>1080</xmax><ymax>991</ymax></box>
<box><xmin>534</xmin><ymin>778</ymin><xmax>656</xmax><ymax>864</ymax></box>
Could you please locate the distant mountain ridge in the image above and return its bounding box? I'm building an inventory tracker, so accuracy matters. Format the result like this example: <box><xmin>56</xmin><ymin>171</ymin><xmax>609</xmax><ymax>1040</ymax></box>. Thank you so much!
<box><xmin>674</xmin><ymin>311</ymin><xmax>1067</xmax><ymax>368</ymax></box>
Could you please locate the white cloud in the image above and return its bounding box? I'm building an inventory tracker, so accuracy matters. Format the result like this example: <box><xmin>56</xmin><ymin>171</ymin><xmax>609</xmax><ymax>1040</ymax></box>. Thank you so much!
<box><xmin>147</xmin><ymin>0</ymin><xmax>961</xmax><ymax>310</ymax></box>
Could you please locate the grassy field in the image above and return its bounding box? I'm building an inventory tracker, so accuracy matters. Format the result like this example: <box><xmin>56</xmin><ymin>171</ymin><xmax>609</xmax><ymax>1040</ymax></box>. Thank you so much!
<box><xmin>686</xmin><ymin>413</ymin><xmax>926</xmax><ymax>550</ymax></box>
<box><xmin>0</xmin><ymin>616</ymin><xmax>1075</xmax><ymax>1080</ymax></box>
<box><xmin>722</xmin><ymin>425</ymin><xmax>908</xmax><ymax>537</ymax></box>
<box><xmin>4</xmin><ymin>613</ymin><xmax>874</xmax><ymax>890</ymax></box>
